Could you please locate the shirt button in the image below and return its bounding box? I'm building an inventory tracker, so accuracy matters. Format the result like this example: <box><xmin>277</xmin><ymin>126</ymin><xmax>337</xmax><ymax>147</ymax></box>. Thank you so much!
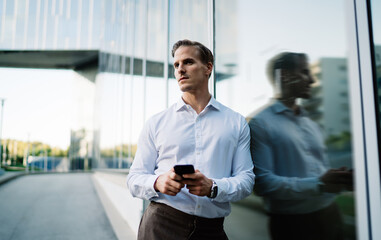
<box><xmin>197</xmin><ymin>205</ymin><xmax>201</xmax><ymax>209</ymax></box>
<box><xmin>196</xmin><ymin>152</ymin><xmax>200</xmax><ymax>155</ymax></box>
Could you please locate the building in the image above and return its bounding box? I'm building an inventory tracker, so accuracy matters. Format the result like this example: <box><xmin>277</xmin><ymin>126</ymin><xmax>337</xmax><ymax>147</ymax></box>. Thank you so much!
<box><xmin>0</xmin><ymin>0</ymin><xmax>380</xmax><ymax>239</ymax></box>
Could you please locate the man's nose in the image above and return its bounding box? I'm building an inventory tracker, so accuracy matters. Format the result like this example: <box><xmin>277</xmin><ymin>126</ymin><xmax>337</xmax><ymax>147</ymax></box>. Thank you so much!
<box><xmin>177</xmin><ymin>63</ymin><xmax>185</xmax><ymax>73</ymax></box>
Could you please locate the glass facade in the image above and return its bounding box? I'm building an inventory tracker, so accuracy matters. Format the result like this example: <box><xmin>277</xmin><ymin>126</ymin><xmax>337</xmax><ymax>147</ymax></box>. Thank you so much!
<box><xmin>216</xmin><ymin>1</ymin><xmax>355</xmax><ymax>239</ymax></box>
<box><xmin>2</xmin><ymin>0</ymin><xmax>381</xmax><ymax>238</ymax></box>
<box><xmin>370</xmin><ymin>0</ymin><xmax>381</xmax><ymax>177</ymax></box>
<box><xmin>0</xmin><ymin>0</ymin><xmax>101</xmax><ymax>49</ymax></box>
<box><xmin>94</xmin><ymin>0</ymin><xmax>213</xmax><ymax>169</ymax></box>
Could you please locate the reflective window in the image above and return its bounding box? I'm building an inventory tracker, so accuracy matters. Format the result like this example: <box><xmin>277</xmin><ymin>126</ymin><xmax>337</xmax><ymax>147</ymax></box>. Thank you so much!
<box><xmin>216</xmin><ymin>1</ymin><xmax>356</xmax><ymax>239</ymax></box>
<box><xmin>0</xmin><ymin>0</ymin><xmax>101</xmax><ymax>49</ymax></box>
<box><xmin>129</xmin><ymin>0</ymin><xmax>145</xmax><ymax>159</ymax></box>
<box><xmin>95</xmin><ymin>0</ymin><xmax>168</xmax><ymax>168</ymax></box>
<box><xmin>97</xmin><ymin>0</ymin><xmax>136</xmax><ymax>168</ymax></box>
<box><xmin>370</xmin><ymin>0</ymin><xmax>381</xmax><ymax>175</ymax></box>
<box><xmin>94</xmin><ymin>72</ymin><xmax>121</xmax><ymax>168</ymax></box>
<box><xmin>145</xmin><ymin>0</ymin><xmax>166</xmax><ymax>120</ymax></box>
<box><xmin>167</xmin><ymin>0</ymin><xmax>210</xmax><ymax>104</ymax></box>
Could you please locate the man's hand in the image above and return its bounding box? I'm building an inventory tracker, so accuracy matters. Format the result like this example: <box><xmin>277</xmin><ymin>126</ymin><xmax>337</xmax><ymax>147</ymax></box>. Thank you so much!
<box><xmin>154</xmin><ymin>168</ymin><xmax>185</xmax><ymax>196</ymax></box>
<box><xmin>320</xmin><ymin>167</ymin><xmax>353</xmax><ymax>193</ymax></box>
<box><xmin>182</xmin><ymin>170</ymin><xmax>213</xmax><ymax>197</ymax></box>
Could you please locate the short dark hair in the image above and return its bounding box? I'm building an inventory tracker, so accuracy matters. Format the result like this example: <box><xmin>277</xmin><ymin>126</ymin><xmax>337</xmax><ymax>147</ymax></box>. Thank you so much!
<box><xmin>267</xmin><ymin>52</ymin><xmax>307</xmax><ymax>84</ymax></box>
<box><xmin>171</xmin><ymin>39</ymin><xmax>214</xmax><ymax>65</ymax></box>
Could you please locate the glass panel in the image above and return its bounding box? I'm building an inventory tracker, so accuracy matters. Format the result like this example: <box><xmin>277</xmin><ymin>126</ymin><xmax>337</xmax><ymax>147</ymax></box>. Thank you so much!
<box><xmin>96</xmin><ymin>0</ymin><xmax>160</xmax><ymax>168</ymax></box>
<box><xmin>95</xmin><ymin>72</ymin><xmax>123</xmax><ymax>168</ymax></box>
<box><xmin>370</xmin><ymin>0</ymin><xmax>381</xmax><ymax>176</ymax></box>
<box><xmin>216</xmin><ymin>1</ymin><xmax>356</xmax><ymax>239</ymax></box>
<box><xmin>96</xmin><ymin>0</ymin><xmax>135</xmax><ymax>169</ymax></box>
<box><xmin>147</xmin><ymin>0</ymin><xmax>166</xmax><ymax>63</ymax></box>
<box><xmin>145</xmin><ymin>0</ymin><xmax>166</xmax><ymax>121</ymax></box>
<box><xmin>133</xmin><ymin>0</ymin><xmax>146</xmax><ymax>59</ymax></box>
<box><xmin>0</xmin><ymin>0</ymin><xmax>100</xmax><ymax>50</ymax></box>
<box><xmin>145</xmin><ymin>77</ymin><xmax>166</xmax><ymax>119</ymax></box>
<box><xmin>167</xmin><ymin>0</ymin><xmax>210</xmax><ymax>104</ymax></box>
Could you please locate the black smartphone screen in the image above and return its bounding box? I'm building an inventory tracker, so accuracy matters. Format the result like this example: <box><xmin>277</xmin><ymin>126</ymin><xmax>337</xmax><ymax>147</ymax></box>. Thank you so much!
<box><xmin>174</xmin><ymin>164</ymin><xmax>195</xmax><ymax>176</ymax></box>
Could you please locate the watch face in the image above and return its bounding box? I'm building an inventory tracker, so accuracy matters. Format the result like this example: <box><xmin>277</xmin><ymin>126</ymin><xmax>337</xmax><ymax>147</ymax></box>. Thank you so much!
<box><xmin>212</xmin><ymin>186</ymin><xmax>218</xmax><ymax>198</ymax></box>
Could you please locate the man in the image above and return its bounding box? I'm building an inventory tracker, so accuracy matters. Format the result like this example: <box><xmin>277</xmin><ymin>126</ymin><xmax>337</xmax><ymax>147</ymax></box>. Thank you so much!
<box><xmin>248</xmin><ymin>52</ymin><xmax>353</xmax><ymax>240</ymax></box>
<box><xmin>127</xmin><ymin>39</ymin><xmax>255</xmax><ymax>240</ymax></box>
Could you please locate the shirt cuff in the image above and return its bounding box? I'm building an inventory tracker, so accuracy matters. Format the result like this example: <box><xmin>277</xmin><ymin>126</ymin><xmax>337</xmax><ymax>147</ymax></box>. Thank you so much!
<box><xmin>145</xmin><ymin>174</ymin><xmax>160</xmax><ymax>200</ymax></box>
<box><xmin>304</xmin><ymin>177</ymin><xmax>321</xmax><ymax>195</ymax></box>
<box><xmin>211</xmin><ymin>178</ymin><xmax>226</xmax><ymax>202</ymax></box>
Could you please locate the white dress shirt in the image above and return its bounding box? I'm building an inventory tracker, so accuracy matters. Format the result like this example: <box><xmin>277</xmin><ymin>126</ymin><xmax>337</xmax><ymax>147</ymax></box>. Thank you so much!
<box><xmin>126</xmin><ymin>97</ymin><xmax>255</xmax><ymax>218</ymax></box>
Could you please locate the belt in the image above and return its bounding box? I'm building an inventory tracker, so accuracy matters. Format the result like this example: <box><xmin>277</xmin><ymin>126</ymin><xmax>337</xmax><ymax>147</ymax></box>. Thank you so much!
<box><xmin>150</xmin><ymin>201</ymin><xmax>225</xmax><ymax>228</ymax></box>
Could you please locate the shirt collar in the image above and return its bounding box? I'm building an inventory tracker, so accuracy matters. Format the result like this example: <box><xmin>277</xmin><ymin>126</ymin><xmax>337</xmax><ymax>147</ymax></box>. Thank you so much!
<box><xmin>175</xmin><ymin>96</ymin><xmax>220</xmax><ymax>112</ymax></box>
<box><xmin>207</xmin><ymin>96</ymin><xmax>221</xmax><ymax>111</ymax></box>
<box><xmin>273</xmin><ymin>99</ymin><xmax>308</xmax><ymax>116</ymax></box>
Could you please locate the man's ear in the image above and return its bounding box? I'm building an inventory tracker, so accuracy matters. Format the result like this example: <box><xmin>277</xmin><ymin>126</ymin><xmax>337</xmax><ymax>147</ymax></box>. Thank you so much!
<box><xmin>205</xmin><ymin>62</ymin><xmax>213</xmax><ymax>75</ymax></box>
<box><xmin>281</xmin><ymin>69</ymin><xmax>292</xmax><ymax>82</ymax></box>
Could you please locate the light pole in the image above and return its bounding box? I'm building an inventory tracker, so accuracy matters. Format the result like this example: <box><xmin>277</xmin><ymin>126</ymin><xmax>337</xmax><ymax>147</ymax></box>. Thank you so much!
<box><xmin>0</xmin><ymin>98</ymin><xmax>5</xmax><ymax>169</ymax></box>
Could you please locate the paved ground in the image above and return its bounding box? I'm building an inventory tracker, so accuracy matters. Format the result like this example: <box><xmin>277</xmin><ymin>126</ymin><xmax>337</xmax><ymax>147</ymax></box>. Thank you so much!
<box><xmin>0</xmin><ymin>173</ymin><xmax>117</xmax><ymax>240</ymax></box>
<box><xmin>0</xmin><ymin>170</ymin><xmax>27</xmax><ymax>185</ymax></box>
<box><xmin>0</xmin><ymin>171</ymin><xmax>271</xmax><ymax>240</ymax></box>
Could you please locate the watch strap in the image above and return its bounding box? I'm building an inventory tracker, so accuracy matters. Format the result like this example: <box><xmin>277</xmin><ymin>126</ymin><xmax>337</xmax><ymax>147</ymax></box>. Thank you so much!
<box><xmin>208</xmin><ymin>180</ymin><xmax>218</xmax><ymax>198</ymax></box>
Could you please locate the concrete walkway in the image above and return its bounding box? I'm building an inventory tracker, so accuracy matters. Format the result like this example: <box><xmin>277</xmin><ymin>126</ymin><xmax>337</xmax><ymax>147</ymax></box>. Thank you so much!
<box><xmin>0</xmin><ymin>171</ymin><xmax>271</xmax><ymax>240</ymax></box>
<box><xmin>0</xmin><ymin>170</ymin><xmax>27</xmax><ymax>185</ymax></box>
<box><xmin>0</xmin><ymin>173</ymin><xmax>117</xmax><ymax>240</ymax></box>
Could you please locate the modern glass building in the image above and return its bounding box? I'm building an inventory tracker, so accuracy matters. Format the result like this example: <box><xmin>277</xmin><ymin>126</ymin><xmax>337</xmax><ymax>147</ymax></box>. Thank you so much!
<box><xmin>1</xmin><ymin>0</ymin><xmax>381</xmax><ymax>239</ymax></box>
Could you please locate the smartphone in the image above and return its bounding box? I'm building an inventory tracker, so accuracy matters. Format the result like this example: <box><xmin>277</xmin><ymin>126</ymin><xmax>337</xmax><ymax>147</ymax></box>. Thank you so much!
<box><xmin>174</xmin><ymin>164</ymin><xmax>195</xmax><ymax>176</ymax></box>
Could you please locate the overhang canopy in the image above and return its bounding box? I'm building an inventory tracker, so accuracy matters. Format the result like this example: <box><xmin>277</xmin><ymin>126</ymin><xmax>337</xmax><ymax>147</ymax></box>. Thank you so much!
<box><xmin>0</xmin><ymin>50</ymin><xmax>99</xmax><ymax>70</ymax></box>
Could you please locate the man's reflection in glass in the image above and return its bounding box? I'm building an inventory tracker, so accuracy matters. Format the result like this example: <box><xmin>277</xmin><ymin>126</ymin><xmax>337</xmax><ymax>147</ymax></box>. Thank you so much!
<box><xmin>248</xmin><ymin>52</ymin><xmax>353</xmax><ymax>240</ymax></box>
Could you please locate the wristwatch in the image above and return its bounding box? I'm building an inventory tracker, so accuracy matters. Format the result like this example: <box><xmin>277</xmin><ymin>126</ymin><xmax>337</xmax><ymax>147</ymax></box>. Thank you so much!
<box><xmin>208</xmin><ymin>180</ymin><xmax>218</xmax><ymax>199</ymax></box>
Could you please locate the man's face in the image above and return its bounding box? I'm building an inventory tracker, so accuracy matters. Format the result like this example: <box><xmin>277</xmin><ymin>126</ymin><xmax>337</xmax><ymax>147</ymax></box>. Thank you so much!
<box><xmin>173</xmin><ymin>46</ymin><xmax>212</xmax><ymax>93</ymax></box>
<box><xmin>282</xmin><ymin>56</ymin><xmax>314</xmax><ymax>99</ymax></box>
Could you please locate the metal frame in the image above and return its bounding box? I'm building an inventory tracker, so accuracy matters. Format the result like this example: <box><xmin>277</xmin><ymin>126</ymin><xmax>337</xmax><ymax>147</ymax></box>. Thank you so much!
<box><xmin>208</xmin><ymin>0</ymin><xmax>215</xmax><ymax>97</ymax></box>
<box><xmin>347</xmin><ymin>0</ymin><xmax>381</xmax><ymax>239</ymax></box>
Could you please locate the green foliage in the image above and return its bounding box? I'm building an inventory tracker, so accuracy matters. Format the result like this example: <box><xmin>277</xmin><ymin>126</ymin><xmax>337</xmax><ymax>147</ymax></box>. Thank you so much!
<box><xmin>0</xmin><ymin>139</ymin><xmax>68</xmax><ymax>165</ymax></box>
<box><xmin>100</xmin><ymin>144</ymin><xmax>137</xmax><ymax>158</ymax></box>
<box><xmin>325</xmin><ymin>131</ymin><xmax>351</xmax><ymax>151</ymax></box>
<box><xmin>335</xmin><ymin>193</ymin><xmax>355</xmax><ymax>217</ymax></box>
<box><xmin>335</xmin><ymin>193</ymin><xmax>356</xmax><ymax>239</ymax></box>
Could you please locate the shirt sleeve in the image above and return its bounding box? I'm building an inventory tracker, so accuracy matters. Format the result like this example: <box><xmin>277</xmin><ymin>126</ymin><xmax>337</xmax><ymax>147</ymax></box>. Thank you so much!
<box><xmin>213</xmin><ymin>117</ymin><xmax>255</xmax><ymax>203</ymax></box>
<box><xmin>126</xmin><ymin>119</ymin><xmax>160</xmax><ymax>200</ymax></box>
<box><xmin>248</xmin><ymin>118</ymin><xmax>320</xmax><ymax>200</ymax></box>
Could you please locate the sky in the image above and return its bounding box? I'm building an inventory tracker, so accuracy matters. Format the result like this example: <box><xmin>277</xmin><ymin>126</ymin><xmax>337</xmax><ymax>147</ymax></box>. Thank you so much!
<box><xmin>215</xmin><ymin>0</ymin><xmax>349</xmax><ymax>116</ymax></box>
<box><xmin>0</xmin><ymin>68</ymin><xmax>92</xmax><ymax>149</ymax></box>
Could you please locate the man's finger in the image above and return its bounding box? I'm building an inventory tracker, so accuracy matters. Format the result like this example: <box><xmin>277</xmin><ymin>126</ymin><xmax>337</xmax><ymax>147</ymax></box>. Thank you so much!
<box><xmin>182</xmin><ymin>179</ymin><xmax>198</xmax><ymax>186</ymax></box>
<box><xmin>170</xmin><ymin>171</ymin><xmax>183</xmax><ymax>181</ymax></box>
